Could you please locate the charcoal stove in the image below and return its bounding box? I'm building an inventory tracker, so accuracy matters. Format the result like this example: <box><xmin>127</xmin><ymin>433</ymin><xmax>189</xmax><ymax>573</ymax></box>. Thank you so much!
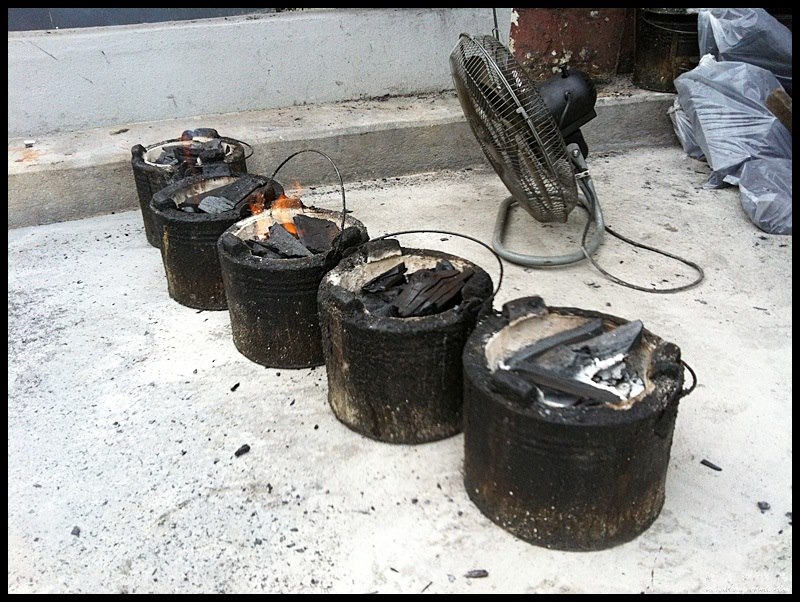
<box><xmin>131</xmin><ymin>128</ymin><xmax>252</xmax><ymax>248</ymax></box>
<box><xmin>218</xmin><ymin>150</ymin><xmax>369</xmax><ymax>369</ymax></box>
<box><xmin>150</xmin><ymin>173</ymin><xmax>282</xmax><ymax>310</ymax></box>
<box><xmin>461</xmin><ymin>296</ymin><xmax>696</xmax><ymax>551</ymax></box>
<box><xmin>317</xmin><ymin>232</ymin><xmax>499</xmax><ymax>444</ymax></box>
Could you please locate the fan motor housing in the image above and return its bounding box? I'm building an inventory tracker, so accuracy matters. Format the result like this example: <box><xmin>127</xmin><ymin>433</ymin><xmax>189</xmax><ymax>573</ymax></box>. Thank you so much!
<box><xmin>537</xmin><ymin>66</ymin><xmax>597</xmax><ymax>139</ymax></box>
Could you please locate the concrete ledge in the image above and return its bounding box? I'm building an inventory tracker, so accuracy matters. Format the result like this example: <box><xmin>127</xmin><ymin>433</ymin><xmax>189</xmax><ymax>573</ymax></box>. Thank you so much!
<box><xmin>8</xmin><ymin>88</ymin><xmax>677</xmax><ymax>230</ymax></box>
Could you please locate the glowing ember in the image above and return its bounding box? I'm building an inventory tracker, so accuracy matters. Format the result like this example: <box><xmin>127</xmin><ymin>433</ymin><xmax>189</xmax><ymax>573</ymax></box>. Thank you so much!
<box><xmin>247</xmin><ymin>189</ymin><xmax>267</xmax><ymax>215</ymax></box>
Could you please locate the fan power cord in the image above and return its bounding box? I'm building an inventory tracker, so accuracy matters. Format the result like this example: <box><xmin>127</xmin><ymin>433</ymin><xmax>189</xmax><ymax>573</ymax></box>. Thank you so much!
<box><xmin>575</xmin><ymin>177</ymin><xmax>705</xmax><ymax>294</ymax></box>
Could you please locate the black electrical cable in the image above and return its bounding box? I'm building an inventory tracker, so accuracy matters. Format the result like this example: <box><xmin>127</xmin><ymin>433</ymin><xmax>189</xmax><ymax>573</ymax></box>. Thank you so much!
<box><xmin>575</xmin><ymin>178</ymin><xmax>705</xmax><ymax>294</ymax></box>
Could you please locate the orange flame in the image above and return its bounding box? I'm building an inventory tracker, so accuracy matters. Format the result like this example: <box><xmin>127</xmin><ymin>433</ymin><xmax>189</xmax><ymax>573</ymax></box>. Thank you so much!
<box><xmin>271</xmin><ymin>192</ymin><xmax>305</xmax><ymax>236</ymax></box>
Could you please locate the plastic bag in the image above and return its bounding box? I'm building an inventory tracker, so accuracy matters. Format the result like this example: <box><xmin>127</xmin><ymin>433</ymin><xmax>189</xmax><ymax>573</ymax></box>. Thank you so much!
<box><xmin>667</xmin><ymin>97</ymin><xmax>704</xmax><ymax>160</ymax></box>
<box><xmin>673</xmin><ymin>55</ymin><xmax>792</xmax><ymax>188</ymax></box>
<box><xmin>697</xmin><ymin>8</ymin><xmax>792</xmax><ymax>95</ymax></box>
<box><xmin>724</xmin><ymin>159</ymin><xmax>792</xmax><ymax>235</ymax></box>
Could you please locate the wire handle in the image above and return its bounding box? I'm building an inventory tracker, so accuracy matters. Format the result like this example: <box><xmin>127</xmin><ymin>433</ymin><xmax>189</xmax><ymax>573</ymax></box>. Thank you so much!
<box><xmin>680</xmin><ymin>359</ymin><xmax>697</xmax><ymax>398</ymax></box>
<box><xmin>228</xmin><ymin>138</ymin><xmax>254</xmax><ymax>161</ymax></box>
<box><xmin>370</xmin><ymin>229</ymin><xmax>504</xmax><ymax>300</ymax></box>
<box><xmin>263</xmin><ymin>149</ymin><xmax>349</xmax><ymax>237</ymax></box>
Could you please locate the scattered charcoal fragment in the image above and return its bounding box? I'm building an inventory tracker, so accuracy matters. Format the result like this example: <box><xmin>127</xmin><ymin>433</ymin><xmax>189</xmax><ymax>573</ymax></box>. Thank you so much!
<box><xmin>254</xmin><ymin>538</ymin><xmax>263</xmax><ymax>545</ymax></box>
<box><xmin>700</xmin><ymin>459</ymin><xmax>722</xmax><ymax>472</ymax></box>
<box><xmin>421</xmin><ymin>581</ymin><xmax>433</xmax><ymax>593</ymax></box>
<box><xmin>230</xmin><ymin>382</ymin><xmax>240</xmax><ymax>392</ymax></box>
<box><xmin>786</xmin><ymin>512</ymin><xmax>792</xmax><ymax>525</ymax></box>
<box><xmin>757</xmin><ymin>501</ymin><xmax>771</xmax><ymax>513</ymax></box>
<box><xmin>71</xmin><ymin>526</ymin><xmax>81</xmax><ymax>537</ymax></box>
<box><xmin>464</xmin><ymin>569</ymin><xmax>488</xmax><ymax>579</ymax></box>
<box><xmin>234</xmin><ymin>444</ymin><xmax>250</xmax><ymax>457</ymax></box>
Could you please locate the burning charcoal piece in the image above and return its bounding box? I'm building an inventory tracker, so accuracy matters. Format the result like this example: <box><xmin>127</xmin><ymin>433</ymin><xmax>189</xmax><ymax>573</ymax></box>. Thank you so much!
<box><xmin>293</xmin><ymin>214</ymin><xmax>341</xmax><ymax>253</ymax></box>
<box><xmin>181</xmin><ymin>128</ymin><xmax>220</xmax><ymax>141</ymax></box>
<box><xmin>525</xmin><ymin>320</ymin><xmax>645</xmax><ymax>402</ymax></box>
<box><xmin>186</xmin><ymin>174</ymin><xmax>266</xmax><ymax>208</ymax></box>
<box><xmin>198</xmin><ymin>195</ymin><xmax>235</xmax><ymax>214</ymax></box>
<box><xmin>362</xmin><ymin>263</ymin><xmax>408</xmax><ymax>293</ymax></box>
<box><xmin>509</xmin><ymin>360</ymin><xmax>622</xmax><ymax>405</ymax></box>
<box><xmin>392</xmin><ymin>266</ymin><xmax>474</xmax><ymax>318</ymax></box>
<box><xmin>244</xmin><ymin>238</ymin><xmax>281</xmax><ymax>259</ymax></box>
<box><xmin>507</xmin><ymin>318</ymin><xmax>604</xmax><ymax>368</ymax></box>
<box><xmin>264</xmin><ymin>224</ymin><xmax>314</xmax><ymax>258</ymax></box>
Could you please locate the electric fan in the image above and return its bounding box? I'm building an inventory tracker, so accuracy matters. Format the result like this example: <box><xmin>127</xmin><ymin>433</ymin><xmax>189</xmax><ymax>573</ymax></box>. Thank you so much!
<box><xmin>450</xmin><ymin>32</ymin><xmax>604</xmax><ymax>267</ymax></box>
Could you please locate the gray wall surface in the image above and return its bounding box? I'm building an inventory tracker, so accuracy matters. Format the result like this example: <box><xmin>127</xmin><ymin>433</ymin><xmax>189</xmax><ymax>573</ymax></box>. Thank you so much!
<box><xmin>8</xmin><ymin>8</ymin><xmax>511</xmax><ymax>137</ymax></box>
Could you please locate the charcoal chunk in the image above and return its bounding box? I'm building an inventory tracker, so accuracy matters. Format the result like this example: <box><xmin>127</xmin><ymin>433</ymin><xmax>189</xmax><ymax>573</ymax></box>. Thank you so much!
<box><xmin>294</xmin><ymin>214</ymin><xmax>341</xmax><ymax>253</ymax></box>
<box><xmin>264</xmin><ymin>224</ymin><xmax>313</xmax><ymax>258</ymax></box>
<box><xmin>362</xmin><ymin>263</ymin><xmax>408</xmax><ymax>293</ymax></box>
<box><xmin>198</xmin><ymin>195</ymin><xmax>235</xmax><ymax>214</ymax></box>
<box><xmin>181</xmin><ymin>128</ymin><xmax>220</xmax><ymax>140</ymax></box>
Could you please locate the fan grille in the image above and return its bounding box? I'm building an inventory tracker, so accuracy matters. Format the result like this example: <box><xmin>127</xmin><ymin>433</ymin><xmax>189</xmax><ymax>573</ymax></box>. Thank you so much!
<box><xmin>450</xmin><ymin>34</ymin><xmax>578</xmax><ymax>223</ymax></box>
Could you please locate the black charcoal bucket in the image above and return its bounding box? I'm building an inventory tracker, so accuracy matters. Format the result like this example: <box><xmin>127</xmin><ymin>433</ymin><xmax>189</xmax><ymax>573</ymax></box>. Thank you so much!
<box><xmin>218</xmin><ymin>150</ymin><xmax>369</xmax><ymax>369</ymax></box>
<box><xmin>150</xmin><ymin>173</ymin><xmax>282</xmax><ymax>310</ymax></box>
<box><xmin>317</xmin><ymin>231</ymin><xmax>501</xmax><ymax>444</ymax></box>
<box><xmin>131</xmin><ymin>130</ymin><xmax>252</xmax><ymax>248</ymax></box>
<box><xmin>461</xmin><ymin>296</ymin><xmax>696</xmax><ymax>551</ymax></box>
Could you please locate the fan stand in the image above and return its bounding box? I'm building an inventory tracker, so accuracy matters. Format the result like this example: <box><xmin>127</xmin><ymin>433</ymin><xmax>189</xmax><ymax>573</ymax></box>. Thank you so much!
<box><xmin>492</xmin><ymin>143</ymin><xmax>605</xmax><ymax>267</ymax></box>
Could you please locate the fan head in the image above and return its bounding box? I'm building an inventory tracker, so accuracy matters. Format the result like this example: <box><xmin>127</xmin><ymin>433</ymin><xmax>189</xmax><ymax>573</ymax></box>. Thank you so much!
<box><xmin>450</xmin><ymin>34</ymin><xmax>578</xmax><ymax>223</ymax></box>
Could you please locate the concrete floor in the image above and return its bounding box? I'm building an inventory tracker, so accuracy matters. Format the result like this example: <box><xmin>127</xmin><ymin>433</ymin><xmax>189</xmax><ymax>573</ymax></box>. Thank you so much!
<box><xmin>7</xmin><ymin>146</ymin><xmax>792</xmax><ymax>593</ymax></box>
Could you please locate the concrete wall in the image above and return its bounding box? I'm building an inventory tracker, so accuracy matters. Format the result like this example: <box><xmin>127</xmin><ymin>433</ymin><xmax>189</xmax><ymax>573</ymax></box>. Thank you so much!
<box><xmin>8</xmin><ymin>8</ymin><xmax>511</xmax><ymax>137</ymax></box>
